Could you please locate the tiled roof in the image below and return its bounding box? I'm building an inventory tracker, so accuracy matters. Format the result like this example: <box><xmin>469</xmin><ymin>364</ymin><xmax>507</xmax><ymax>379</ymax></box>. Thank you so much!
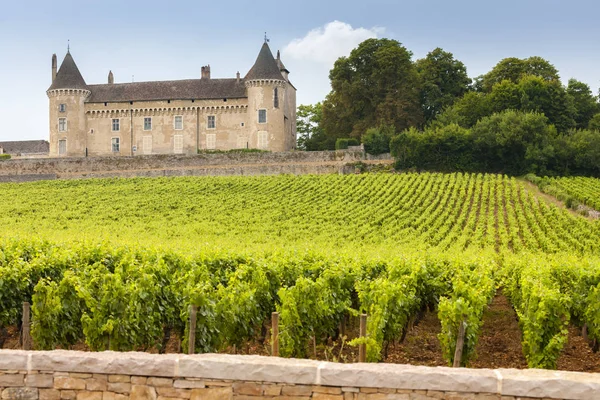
<box><xmin>245</xmin><ymin>43</ymin><xmax>285</xmax><ymax>81</ymax></box>
<box><xmin>86</xmin><ymin>78</ymin><xmax>247</xmax><ymax>103</ymax></box>
<box><xmin>48</xmin><ymin>52</ymin><xmax>88</xmax><ymax>91</ymax></box>
<box><xmin>0</xmin><ymin>140</ymin><xmax>50</xmax><ymax>154</ymax></box>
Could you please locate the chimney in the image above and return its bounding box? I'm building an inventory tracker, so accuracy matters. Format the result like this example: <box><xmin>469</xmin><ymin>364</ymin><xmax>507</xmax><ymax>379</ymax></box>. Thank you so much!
<box><xmin>108</xmin><ymin>70</ymin><xmax>114</xmax><ymax>84</ymax></box>
<box><xmin>201</xmin><ymin>65</ymin><xmax>211</xmax><ymax>79</ymax></box>
<box><xmin>277</xmin><ymin>50</ymin><xmax>281</xmax><ymax>60</ymax></box>
<box><xmin>236</xmin><ymin>71</ymin><xmax>240</xmax><ymax>83</ymax></box>
<box><xmin>52</xmin><ymin>54</ymin><xmax>57</xmax><ymax>83</ymax></box>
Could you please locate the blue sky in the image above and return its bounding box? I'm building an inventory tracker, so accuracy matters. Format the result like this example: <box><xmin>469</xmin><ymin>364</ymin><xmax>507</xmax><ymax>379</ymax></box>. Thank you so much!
<box><xmin>1</xmin><ymin>0</ymin><xmax>599</xmax><ymax>141</ymax></box>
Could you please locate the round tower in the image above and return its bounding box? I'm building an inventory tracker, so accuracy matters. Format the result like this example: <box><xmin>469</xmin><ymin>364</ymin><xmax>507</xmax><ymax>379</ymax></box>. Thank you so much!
<box><xmin>47</xmin><ymin>51</ymin><xmax>90</xmax><ymax>157</ymax></box>
<box><xmin>244</xmin><ymin>42</ymin><xmax>288</xmax><ymax>152</ymax></box>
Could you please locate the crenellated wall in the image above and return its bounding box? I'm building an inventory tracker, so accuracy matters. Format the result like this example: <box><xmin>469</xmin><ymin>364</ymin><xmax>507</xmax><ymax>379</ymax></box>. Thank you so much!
<box><xmin>0</xmin><ymin>350</ymin><xmax>598</xmax><ymax>400</ymax></box>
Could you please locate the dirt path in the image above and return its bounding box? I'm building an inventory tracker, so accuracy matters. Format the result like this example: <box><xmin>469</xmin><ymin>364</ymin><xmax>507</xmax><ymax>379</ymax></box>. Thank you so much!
<box><xmin>519</xmin><ymin>179</ymin><xmax>592</xmax><ymax>220</ymax></box>
<box><xmin>470</xmin><ymin>293</ymin><xmax>527</xmax><ymax>369</ymax></box>
<box><xmin>557</xmin><ymin>326</ymin><xmax>600</xmax><ymax>372</ymax></box>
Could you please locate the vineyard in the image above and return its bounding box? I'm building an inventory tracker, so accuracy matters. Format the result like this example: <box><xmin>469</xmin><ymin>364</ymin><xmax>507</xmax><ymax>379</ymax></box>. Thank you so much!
<box><xmin>526</xmin><ymin>175</ymin><xmax>600</xmax><ymax>216</ymax></box>
<box><xmin>1</xmin><ymin>173</ymin><xmax>600</xmax><ymax>369</ymax></box>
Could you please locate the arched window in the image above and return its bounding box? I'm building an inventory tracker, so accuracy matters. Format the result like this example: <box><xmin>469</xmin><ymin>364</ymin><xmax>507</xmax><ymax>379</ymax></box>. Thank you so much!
<box><xmin>274</xmin><ymin>87</ymin><xmax>279</xmax><ymax>108</ymax></box>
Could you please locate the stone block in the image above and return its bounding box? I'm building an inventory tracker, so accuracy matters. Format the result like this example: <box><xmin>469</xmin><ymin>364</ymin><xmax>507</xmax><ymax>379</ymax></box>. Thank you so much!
<box><xmin>100</xmin><ymin>393</ymin><xmax>128</xmax><ymax>400</ymax></box>
<box><xmin>76</xmin><ymin>393</ymin><xmax>102</xmax><ymax>400</ymax></box>
<box><xmin>1</xmin><ymin>387</ymin><xmax>39</xmax><ymax>400</ymax></box>
<box><xmin>0</xmin><ymin>351</ymin><xmax>28</xmax><ymax>371</ymax></box>
<box><xmin>314</xmin><ymin>386</ymin><xmax>342</xmax><ymax>394</ymax></box>
<box><xmin>107</xmin><ymin>375</ymin><xmax>130</xmax><ymax>383</ymax></box>
<box><xmin>146</xmin><ymin>378</ymin><xmax>173</xmax><ymax>388</ymax></box>
<box><xmin>312</xmin><ymin>394</ymin><xmax>343</xmax><ymax>400</ymax></box>
<box><xmin>0</xmin><ymin>373</ymin><xmax>24</xmax><ymax>387</ymax></box>
<box><xmin>86</xmin><ymin>378</ymin><xmax>108</xmax><ymax>391</ymax></box>
<box><xmin>342</xmin><ymin>387</ymin><xmax>359</xmax><ymax>393</ymax></box>
<box><xmin>232</xmin><ymin>382</ymin><xmax>262</xmax><ymax>396</ymax></box>
<box><xmin>54</xmin><ymin>377</ymin><xmax>86</xmax><ymax>390</ymax></box>
<box><xmin>69</xmin><ymin>374</ymin><xmax>92</xmax><ymax>379</ymax></box>
<box><xmin>173</xmin><ymin>380</ymin><xmax>205</xmax><ymax>389</ymax></box>
<box><xmin>281</xmin><ymin>385</ymin><xmax>312</xmax><ymax>396</ymax></box>
<box><xmin>59</xmin><ymin>390</ymin><xmax>76</xmax><ymax>400</ymax></box>
<box><xmin>190</xmin><ymin>387</ymin><xmax>232</xmax><ymax>400</ymax></box>
<box><xmin>425</xmin><ymin>391</ymin><xmax>445</xmax><ymax>399</ymax></box>
<box><xmin>26</xmin><ymin>374</ymin><xmax>54</xmax><ymax>388</ymax></box>
<box><xmin>130</xmin><ymin>385</ymin><xmax>157</xmax><ymax>400</ymax></box>
<box><xmin>39</xmin><ymin>389</ymin><xmax>60</xmax><ymax>400</ymax></box>
<box><xmin>92</xmin><ymin>375</ymin><xmax>107</xmax><ymax>382</ymax></box>
<box><xmin>155</xmin><ymin>387</ymin><xmax>191</xmax><ymax>399</ymax></box>
<box><xmin>500</xmin><ymin>368</ymin><xmax>600</xmax><ymax>400</ymax></box>
<box><xmin>262</xmin><ymin>385</ymin><xmax>282</xmax><ymax>396</ymax></box>
<box><xmin>360</xmin><ymin>388</ymin><xmax>378</xmax><ymax>393</ymax></box>
<box><xmin>343</xmin><ymin>393</ymin><xmax>355</xmax><ymax>400</ymax></box>
<box><xmin>106</xmin><ymin>382</ymin><xmax>131</xmax><ymax>394</ymax></box>
<box><xmin>131</xmin><ymin>377</ymin><xmax>148</xmax><ymax>385</ymax></box>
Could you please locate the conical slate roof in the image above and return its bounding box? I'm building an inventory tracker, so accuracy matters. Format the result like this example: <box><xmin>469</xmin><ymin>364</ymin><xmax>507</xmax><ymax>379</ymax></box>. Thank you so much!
<box><xmin>245</xmin><ymin>43</ymin><xmax>285</xmax><ymax>81</ymax></box>
<box><xmin>48</xmin><ymin>52</ymin><xmax>88</xmax><ymax>91</ymax></box>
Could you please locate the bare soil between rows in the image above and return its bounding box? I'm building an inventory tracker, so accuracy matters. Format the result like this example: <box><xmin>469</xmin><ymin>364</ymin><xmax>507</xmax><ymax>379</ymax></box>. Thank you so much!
<box><xmin>4</xmin><ymin>293</ymin><xmax>600</xmax><ymax>372</ymax></box>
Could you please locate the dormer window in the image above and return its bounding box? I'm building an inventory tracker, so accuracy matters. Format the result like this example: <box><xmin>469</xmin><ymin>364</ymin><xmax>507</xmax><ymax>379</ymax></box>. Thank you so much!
<box><xmin>58</xmin><ymin>104</ymin><xmax>67</xmax><ymax>113</ymax></box>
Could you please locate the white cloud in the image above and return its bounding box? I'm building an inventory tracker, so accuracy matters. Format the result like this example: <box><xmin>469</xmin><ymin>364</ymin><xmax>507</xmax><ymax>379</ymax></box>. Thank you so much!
<box><xmin>283</xmin><ymin>21</ymin><xmax>384</xmax><ymax>65</ymax></box>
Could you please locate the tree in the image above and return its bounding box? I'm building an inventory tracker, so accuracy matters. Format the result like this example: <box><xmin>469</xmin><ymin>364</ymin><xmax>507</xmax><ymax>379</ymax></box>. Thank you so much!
<box><xmin>321</xmin><ymin>38</ymin><xmax>423</xmax><ymax>142</ymax></box>
<box><xmin>479</xmin><ymin>56</ymin><xmax>559</xmax><ymax>92</ymax></box>
<box><xmin>472</xmin><ymin>110</ymin><xmax>556</xmax><ymax>175</ymax></box>
<box><xmin>567</xmin><ymin>79</ymin><xmax>599</xmax><ymax>129</ymax></box>
<box><xmin>589</xmin><ymin>113</ymin><xmax>600</xmax><ymax>131</ymax></box>
<box><xmin>296</xmin><ymin>103</ymin><xmax>328</xmax><ymax>151</ymax></box>
<box><xmin>416</xmin><ymin>48</ymin><xmax>471</xmax><ymax>123</ymax></box>
<box><xmin>432</xmin><ymin>91</ymin><xmax>493</xmax><ymax>128</ymax></box>
<box><xmin>362</xmin><ymin>125</ymin><xmax>395</xmax><ymax>155</ymax></box>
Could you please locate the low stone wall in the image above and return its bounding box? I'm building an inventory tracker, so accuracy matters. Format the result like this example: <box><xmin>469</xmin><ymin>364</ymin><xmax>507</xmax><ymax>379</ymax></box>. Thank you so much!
<box><xmin>1</xmin><ymin>350</ymin><xmax>598</xmax><ymax>400</ymax></box>
<box><xmin>0</xmin><ymin>151</ymin><xmax>393</xmax><ymax>182</ymax></box>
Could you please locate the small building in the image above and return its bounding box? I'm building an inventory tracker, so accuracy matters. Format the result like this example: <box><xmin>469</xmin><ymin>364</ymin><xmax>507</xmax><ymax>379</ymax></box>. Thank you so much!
<box><xmin>0</xmin><ymin>140</ymin><xmax>50</xmax><ymax>158</ymax></box>
<box><xmin>47</xmin><ymin>41</ymin><xmax>297</xmax><ymax>157</ymax></box>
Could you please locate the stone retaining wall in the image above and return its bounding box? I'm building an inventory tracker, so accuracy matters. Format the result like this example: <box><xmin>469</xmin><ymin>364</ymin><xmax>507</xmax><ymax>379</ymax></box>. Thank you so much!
<box><xmin>1</xmin><ymin>351</ymin><xmax>598</xmax><ymax>400</ymax></box>
<box><xmin>0</xmin><ymin>151</ymin><xmax>393</xmax><ymax>182</ymax></box>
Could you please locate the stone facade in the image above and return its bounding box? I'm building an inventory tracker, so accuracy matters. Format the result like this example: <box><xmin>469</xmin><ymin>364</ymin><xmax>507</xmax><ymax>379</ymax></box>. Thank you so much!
<box><xmin>0</xmin><ymin>350</ymin><xmax>596</xmax><ymax>400</ymax></box>
<box><xmin>47</xmin><ymin>42</ymin><xmax>296</xmax><ymax>158</ymax></box>
<box><xmin>0</xmin><ymin>150</ymin><xmax>393</xmax><ymax>182</ymax></box>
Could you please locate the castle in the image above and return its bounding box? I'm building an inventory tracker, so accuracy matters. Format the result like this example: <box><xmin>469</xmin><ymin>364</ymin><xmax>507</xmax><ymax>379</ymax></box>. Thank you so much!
<box><xmin>47</xmin><ymin>42</ymin><xmax>296</xmax><ymax>157</ymax></box>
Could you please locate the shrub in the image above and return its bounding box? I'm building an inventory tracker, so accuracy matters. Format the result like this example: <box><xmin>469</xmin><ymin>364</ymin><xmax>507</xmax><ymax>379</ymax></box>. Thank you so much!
<box><xmin>0</xmin><ymin>154</ymin><xmax>11</xmax><ymax>160</ymax></box>
<box><xmin>362</xmin><ymin>126</ymin><xmax>395</xmax><ymax>155</ymax></box>
<box><xmin>335</xmin><ymin>138</ymin><xmax>359</xmax><ymax>150</ymax></box>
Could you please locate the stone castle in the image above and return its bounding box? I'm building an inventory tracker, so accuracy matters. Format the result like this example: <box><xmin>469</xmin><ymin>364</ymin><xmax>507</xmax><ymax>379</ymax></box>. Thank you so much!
<box><xmin>47</xmin><ymin>42</ymin><xmax>296</xmax><ymax>157</ymax></box>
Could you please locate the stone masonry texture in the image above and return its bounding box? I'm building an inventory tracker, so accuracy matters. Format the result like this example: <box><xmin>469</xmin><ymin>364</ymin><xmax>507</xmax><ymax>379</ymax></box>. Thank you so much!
<box><xmin>0</xmin><ymin>350</ymin><xmax>598</xmax><ymax>400</ymax></box>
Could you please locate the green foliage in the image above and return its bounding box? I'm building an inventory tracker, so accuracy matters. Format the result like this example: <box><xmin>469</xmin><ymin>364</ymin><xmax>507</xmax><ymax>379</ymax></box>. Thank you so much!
<box><xmin>478</xmin><ymin>56</ymin><xmax>560</xmax><ymax>92</ymax></box>
<box><xmin>322</xmin><ymin>38</ymin><xmax>422</xmax><ymax>143</ymax></box>
<box><xmin>588</xmin><ymin>113</ymin><xmax>600</xmax><ymax>131</ymax></box>
<box><xmin>335</xmin><ymin>138</ymin><xmax>360</xmax><ymax>150</ymax></box>
<box><xmin>416</xmin><ymin>48</ymin><xmax>471</xmax><ymax>123</ymax></box>
<box><xmin>362</xmin><ymin>126</ymin><xmax>394</xmax><ymax>155</ymax></box>
<box><xmin>567</xmin><ymin>79</ymin><xmax>600</xmax><ymax>129</ymax></box>
<box><xmin>0</xmin><ymin>154</ymin><xmax>10</xmax><ymax>160</ymax></box>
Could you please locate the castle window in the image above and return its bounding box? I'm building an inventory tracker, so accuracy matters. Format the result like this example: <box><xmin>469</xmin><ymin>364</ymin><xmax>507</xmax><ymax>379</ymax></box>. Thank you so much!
<box><xmin>258</xmin><ymin>131</ymin><xmax>268</xmax><ymax>149</ymax></box>
<box><xmin>58</xmin><ymin>139</ymin><xmax>67</xmax><ymax>155</ymax></box>
<box><xmin>111</xmin><ymin>137</ymin><xmax>120</xmax><ymax>153</ymax></box>
<box><xmin>274</xmin><ymin>88</ymin><xmax>279</xmax><ymax>108</ymax></box>
<box><xmin>112</xmin><ymin>119</ymin><xmax>120</xmax><ymax>132</ymax></box>
<box><xmin>258</xmin><ymin>109</ymin><xmax>267</xmax><ymax>124</ymax></box>
<box><xmin>174</xmin><ymin>116</ymin><xmax>183</xmax><ymax>130</ymax></box>
<box><xmin>207</xmin><ymin>115</ymin><xmax>216</xmax><ymax>129</ymax></box>
<box><xmin>144</xmin><ymin>117</ymin><xmax>152</xmax><ymax>131</ymax></box>
<box><xmin>58</xmin><ymin>118</ymin><xmax>67</xmax><ymax>132</ymax></box>
<box><xmin>58</xmin><ymin>104</ymin><xmax>67</xmax><ymax>113</ymax></box>
<box><xmin>206</xmin><ymin>133</ymin><xmax>216</xmax><ymax>149</ymax></box>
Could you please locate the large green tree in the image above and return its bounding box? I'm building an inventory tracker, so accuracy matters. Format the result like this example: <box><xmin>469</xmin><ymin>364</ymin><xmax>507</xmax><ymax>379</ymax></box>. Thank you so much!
<box><xmin>321</xmin><ymin>38</ymin><xmax>422</xmax><ymax>142</ymax></box>
<box><xmin>566</xmin><ymin>79</ymin><xmax>600</xmax><ymax>129</ymax></box>
<box><xmin>477</xmin><ymin>56</ymin><xmax>560</xmax><ymax>92</ymax></box>
<box><xmin>416</xmin><ymin>48</ymin><xmax>471</xmax><ymax>123</ymax></box>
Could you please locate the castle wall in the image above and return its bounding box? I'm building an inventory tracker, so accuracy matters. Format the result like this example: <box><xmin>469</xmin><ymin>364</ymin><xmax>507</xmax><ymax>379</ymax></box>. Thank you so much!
<box><xmin>0</xmin><ymin>150</ymin><xmax>393</xmax><ymax>182</ymax></box>
<box><xmin>0</xmin><ymin>350</ymin><xmax>595</xmax><ymax>400</ymax></box>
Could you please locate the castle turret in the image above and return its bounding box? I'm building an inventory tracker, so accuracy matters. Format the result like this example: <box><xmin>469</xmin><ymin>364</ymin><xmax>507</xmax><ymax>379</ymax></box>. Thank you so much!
<box><xmin>51</xmin><ymin>54</ymin><xmax>57</xmax><ymax>83</ymax></box>
<box><xmin>244</xmin><ymin>42</ymin><xmax>290</xmax><ymax>151</ymax></box>
<box><xmin>47</xmin><ymin>51</ymin><xmax>90</xmax><ymax>157</ymax></box>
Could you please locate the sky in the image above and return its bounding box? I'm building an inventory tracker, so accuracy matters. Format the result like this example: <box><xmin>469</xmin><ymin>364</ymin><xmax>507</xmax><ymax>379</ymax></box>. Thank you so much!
<box><xmin>1</xmin><ymin>0</ymin><xmax>599</xmax><ymax>141</ymax></box>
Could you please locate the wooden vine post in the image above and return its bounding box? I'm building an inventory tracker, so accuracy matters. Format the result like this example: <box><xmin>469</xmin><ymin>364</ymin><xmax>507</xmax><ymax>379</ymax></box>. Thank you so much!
<box><xmin>271</xmin><ymin>312</ymin><xmax>279</xmax><ymax>357</ymax></box>
<box><xmin>22</xmin><ymin>302</ymin><xmax>32</xmax><ymax>350</ymax></box>
<box><xmin>359</xmin><ymin>313</ymin><xmax>367</xmax><ymax>362</ymax></box>
<box><xmin>453</xmin><ymin>320</ymin><xmax>466</xmax><ymax>368</ymax></box>
<box><xmin>188</xmin><ymin>305</ymin><xmax>198</xmax><ymax>355</ymax></box>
